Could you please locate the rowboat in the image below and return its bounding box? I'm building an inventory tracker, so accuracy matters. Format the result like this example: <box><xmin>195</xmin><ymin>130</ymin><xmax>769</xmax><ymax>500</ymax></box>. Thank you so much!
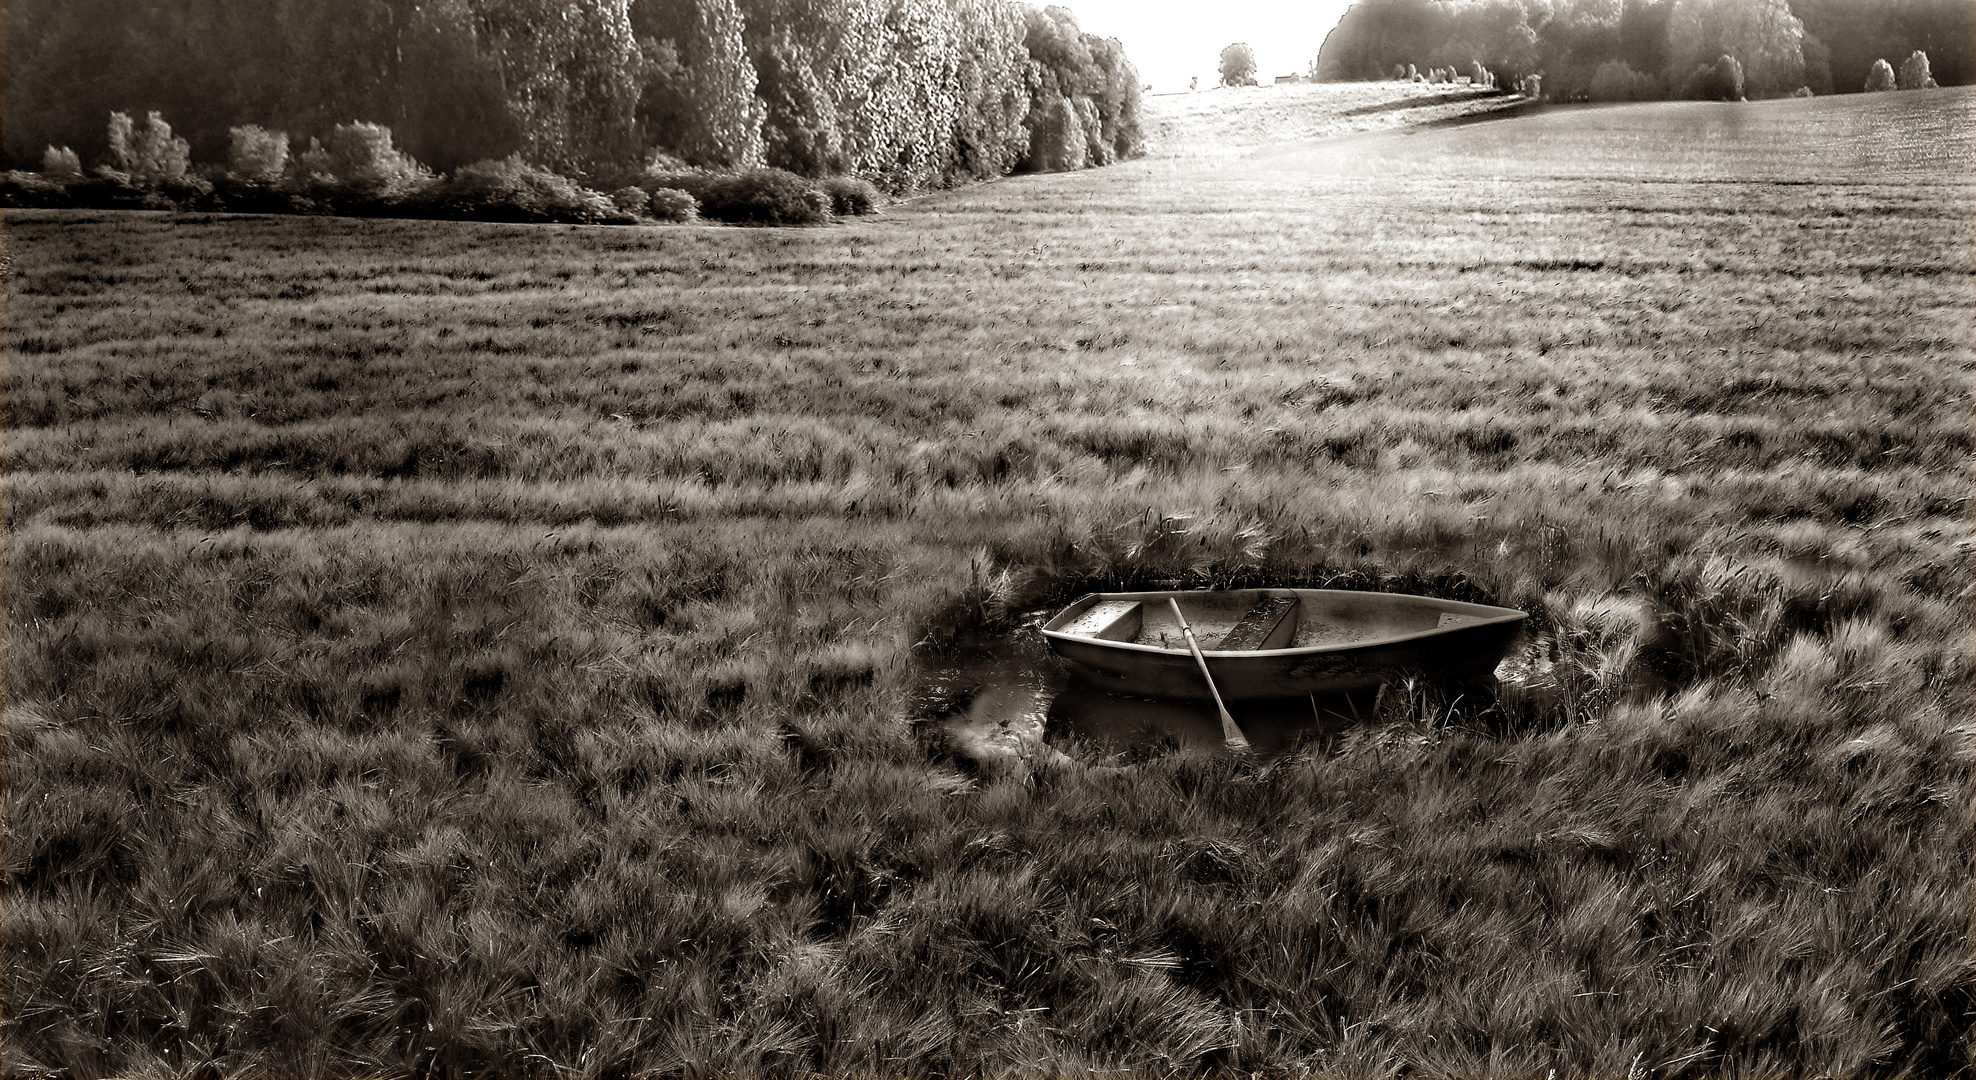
<box><xmin>1039</xmin><ymin>588</ymin><xmax>1527</xmax><ymax>703</ymax></box>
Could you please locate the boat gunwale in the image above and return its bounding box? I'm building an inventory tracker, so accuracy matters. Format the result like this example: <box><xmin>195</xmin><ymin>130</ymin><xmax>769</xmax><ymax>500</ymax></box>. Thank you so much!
<box><xmin>1039</xmin><ymin>588</ymin><xmax>1528</xmax><ymax>659</ymax></box>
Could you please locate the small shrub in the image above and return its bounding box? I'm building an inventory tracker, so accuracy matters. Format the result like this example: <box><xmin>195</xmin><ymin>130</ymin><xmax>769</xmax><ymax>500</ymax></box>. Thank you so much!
<box><xmin>645</xmin><ymin>149</ymin><xmax>692</xmax><ymax>174</ymax></box>
<box><xmin>278</xmin><ymin>123</ymin><xmax>437</xmax><ymax>213</ymax></box>
<box><xmin>646</xmin><ymin>187</ymin><xmax>698</xmax><ymax>223</ymax></box>
<box><xmin>694</xmin><ymin>168</ymin><xmax>829</xmax><ymax>226</ymax></box>
<box><xmin>40</xmin><ymin>146</ymin><xmax>82</xmax><ymax>179</ymax></box>
<box><xmin>609</xmin><ymin>186</ymin><xmax>651</xmax><ymax>215</ymax></box>
<box><xmin>227</xmin><ymin>125</ymin><xmax>289</xmax><ymax>183</ymax></box>
<box><xmin>1392</xmin><ymin>63</ymin><xmax>1408</xmax><ymax>81</ymax></box>
<box><xmin>1864</xmin><ymin>58</ymin><xmax>1897</xmax><ymax>92</ymax></box>
<box><xmin>1</xmin><ymin>170</ymin><xmax>72</xmax><ymax>208</ymax></box>
<box><xmin>1682</xmin><ymin>55</ymin><xmax>1744</xmax><ymax>101</ymax></box>
<box><xmin>641</xmin><ymin>167</ymin><xmax>724</xmax><ymax>203</ymax></box>
<box><xmin>410</xmin><ymin>155</ymin><xmax>627</xmax><ymax>225</ymax></box>
<box><xmin>70</xmin><ymin>168</ymin><xmax>165</xmax><ymax>209</ymax></box>
<box><xmin>1793</xmin><ymin>85</ymin><xmax>1814</xmax><ymax>98</ymax></box>
<box><xmin>156</xmin><ymin>171</ymin><xmax>214</xmax><ymax>205</ymax></box>
<box><xmin>818</xmin><ymin>176</ymin><xmax>881</xmax><ymax>216</ymax></box>
<box><xmin>1897</xmin><ymin>50</ymin><xmax>1936</xmax><ymax>90</ymax></box>
<box><xmin>211</xmin><ymin>174</ymin><xmax>313</xmax><ymax>215</ymax></box>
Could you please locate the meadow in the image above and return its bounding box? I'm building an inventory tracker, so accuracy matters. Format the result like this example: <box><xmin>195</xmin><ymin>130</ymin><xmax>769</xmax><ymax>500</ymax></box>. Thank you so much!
<box><xmin>5</xmin><ymin>84</ymin><xmax>1971</xmax><ymax>1075</ymax></box>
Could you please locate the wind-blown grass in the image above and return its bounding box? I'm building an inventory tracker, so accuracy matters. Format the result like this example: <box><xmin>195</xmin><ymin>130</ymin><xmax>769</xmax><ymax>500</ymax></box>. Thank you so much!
<box><xmin>5</xmin><ymin>87</ymin><xmax>1971</xmax><ymax>1074</ymax></box>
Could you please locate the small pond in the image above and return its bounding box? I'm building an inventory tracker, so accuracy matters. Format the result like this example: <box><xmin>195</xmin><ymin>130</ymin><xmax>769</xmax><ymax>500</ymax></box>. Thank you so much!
<box><xmin>916</xmin><ymin>613</ymin><xmax>1379</xmax><ymax>765</ymax></box>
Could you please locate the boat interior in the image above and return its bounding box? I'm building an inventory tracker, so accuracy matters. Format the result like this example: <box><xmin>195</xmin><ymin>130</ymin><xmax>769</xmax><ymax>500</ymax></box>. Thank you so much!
<box><xmin>1047</xmin><ymin>589</ymin><xmax>1499</xmax><ymax>653</ymax></box>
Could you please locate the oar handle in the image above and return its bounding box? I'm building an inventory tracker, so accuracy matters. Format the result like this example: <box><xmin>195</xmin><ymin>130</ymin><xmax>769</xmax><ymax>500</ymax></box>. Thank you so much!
<box><xmin>1168</xmin><ymin>598</ymin><xmax>1249</xmax><ymax>751</ymax></box>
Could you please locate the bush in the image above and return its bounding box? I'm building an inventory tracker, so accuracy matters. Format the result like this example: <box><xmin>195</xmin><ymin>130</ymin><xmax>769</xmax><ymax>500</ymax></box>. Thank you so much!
<box><xmin>227</xmin><ymin>125</ymin><xmax>289</xmax><ymax>183</ymax></box>
<box><xmin>277</xmin><ymin>122</ymin><xmax>439</xmax><ymax>213</ymax></box>
<box><xmin>1589</xmin><ymin>61</ymin><xmax>1661</xmax><ymax>102</ymax></box>
<box><xmin>1</xmin><ymin>170</ymin><xmax>72</xmax><ymax>208</ymax></box>
<box><xmin>320</xmin><ymin>122</ymin><xmax>429</xmax><ymax>195</ymax></box>
<box><xmin>640</xmin><ymin>167</ymin><xmax>725</xmax><ymax>203</ymax></box>
<box><xmin>646</xmin><ymin>187</ymin><xmax>699</xmax><ymax>223</ymax></box>
<box><xmin>693</xmin><ymin>167</ymin><xmax>828</xmax><ymax>225</ymax></box>
<box><xmin>609</xmin><ymin>186</ymin><xmax>651</xmax><ymax>215</ymax></box>
<box><xmin>72</xmin><ymin>169</ymin><xmax>170</xmax><ymax>210</ymax></box>
<box><xmin>107</xmin><ymin>111</ymin><xmax>191</xmax><ymax>188</ymax></box>
<box><xmin>818</xmin><ymin>176</ymin><xmax>881</xmax><ymax>216</ymax></box>
<box><xmin>408</xmin><ymin>155</ymin><xmax>627</xmax><ymax>225</ymax></box>
<box><xmin>1897</xmin><ymin>51</ymin><xmax>1936</xmax><ymax>90</ymax></box>
<box><xmin>1864</xmin><ymin>58</ymin><xmax>1897</xmax><ymax>92</ymax></box>
<box><xmin>211</xmin><ymin>174</ymin><xmax>315</xmax><ymax>215</ymax></box>
<box><xmin>1682</xmin><ymin>54</ymin><xmax>1745</xmax><ymax>100</ymax></box>
<box><xmin>40</xmin><ymin>146</ymin><xmax>82</xmax><ymax>179</ymax></box>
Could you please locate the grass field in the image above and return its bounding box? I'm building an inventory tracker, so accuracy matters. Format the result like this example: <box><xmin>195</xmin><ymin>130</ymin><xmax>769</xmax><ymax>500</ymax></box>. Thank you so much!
<box><xmin>6</xmin><ymin>85</ymin><xmax>1972</xmax><ymax>1075</ymax></box>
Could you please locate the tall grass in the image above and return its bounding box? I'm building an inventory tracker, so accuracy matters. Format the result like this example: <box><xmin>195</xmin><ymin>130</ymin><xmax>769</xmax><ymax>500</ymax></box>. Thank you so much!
<box><xmin>5</xmin><ymin>87</ymin><xmax>1971</xmax><ymax>1074</ymax></box>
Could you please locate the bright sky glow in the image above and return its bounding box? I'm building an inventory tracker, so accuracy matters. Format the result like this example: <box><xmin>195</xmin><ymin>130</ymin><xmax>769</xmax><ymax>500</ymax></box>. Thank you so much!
<box><xmin>1062</xmin><ymin>0</ymin><xmax>1361</xmax><ymax>93</ymax></box>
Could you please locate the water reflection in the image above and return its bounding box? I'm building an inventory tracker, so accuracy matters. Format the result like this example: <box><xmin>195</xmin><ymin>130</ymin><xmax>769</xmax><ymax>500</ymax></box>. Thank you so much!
<box><xmin>1049</xmin><ymin>681</ymin><xmax>1365</xmax><ymax>757</ymax></box>
<box><xmin>924</xmin><ymin>642</ymin><xmax>1367</xmax><ymax>763</ymax></box>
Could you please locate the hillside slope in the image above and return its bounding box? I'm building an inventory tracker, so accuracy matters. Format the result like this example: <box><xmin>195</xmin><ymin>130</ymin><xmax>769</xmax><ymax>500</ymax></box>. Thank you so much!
<box><xmin>1139</xmin><ymin>80</ymin><xmax>1528</xmax><ymax>157</ymax></box>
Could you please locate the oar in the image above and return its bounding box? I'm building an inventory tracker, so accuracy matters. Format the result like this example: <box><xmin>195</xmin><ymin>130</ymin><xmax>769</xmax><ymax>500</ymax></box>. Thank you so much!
<box><xmin>1167</xmin><ymin>598</ymin><xmax>1250</xmax><ymax>751</ymax></box>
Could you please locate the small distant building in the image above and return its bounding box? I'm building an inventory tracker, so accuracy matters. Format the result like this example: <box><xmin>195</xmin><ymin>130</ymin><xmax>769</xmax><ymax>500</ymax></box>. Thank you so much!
<box><xmin>1274</xmin><ymin>74</ymin><xmax>1300</xmax><ymax>85</ymax></box>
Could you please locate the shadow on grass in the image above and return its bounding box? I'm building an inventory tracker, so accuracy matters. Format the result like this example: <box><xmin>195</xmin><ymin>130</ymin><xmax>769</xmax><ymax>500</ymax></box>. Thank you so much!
<box><xmin>1339</xmin><ymin>88</ymin><xmax>1515</xmax><ymax>116</ymax></box>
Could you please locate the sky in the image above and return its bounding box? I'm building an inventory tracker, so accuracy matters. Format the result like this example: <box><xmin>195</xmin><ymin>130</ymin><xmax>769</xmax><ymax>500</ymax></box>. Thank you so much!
<box><xmin>1062</xmin><ymin>0</ymin><xmax>1361</xmax><ymax>93</ymax></box>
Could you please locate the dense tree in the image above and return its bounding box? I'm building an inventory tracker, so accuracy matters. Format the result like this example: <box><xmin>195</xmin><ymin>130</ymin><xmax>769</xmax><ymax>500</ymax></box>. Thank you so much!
<box><xmin>1539</xmin><ymin>0</ymin><xmax>1627</xmax><ymax>99</ymax></box>
<box><xmin>1312</xmin><ymin>0</ymin><xmax>1453</xmax><ymax>81</ymax></box>
<box><xmin>1017</xmin><ymin>5</ymin><xmax>1140</xmax><ymax>173</ymax></box>
<box><xmin>1435</xmin><ymin>0</ymin><xmax>1545</xmax><ymax>82</ymax></box>
<box><xmin>633</xmin><ymin>0</ymin><xmax>764</xmax><ymax>169</ymax></box>
<box><xmin>469</xmin><ymin>0</ymin><xmax>643</xmax><ymax>173</ymax></box>
<box><xmin>1312</xmin><ymin>0</ymin><xmax>1968</xmax><ymax>97</ymax></box>
<box><xmin>1219</xmin><ymin>42</ymin><xmax>1258</xmax><ymax>86</ymax></box>
<box><xmin>1864</xmin><ymin>57</ymin><xmax>1898</xmax><ymax>91</ymax></box>
<box><xmin>1679</xmin><ymin>52</ymin><xmax>1746</xmax><ymax>99</ymax></box>
<box><xmin>1588</xmin><ymin>58</ymin><xmax>1659</xmax><ymax>99</ymax></box>
<box><xmin>1792</xmin><ymin>0</ymin><xmax>1971</xmax><ymax>93</ymax></box>
<box><xmin>6</xmin><ymin>0</ymin><xmax>1136</xmax><ymax>188</ymax></box>
<box><xmin>1665</xmin><ymin>0</ymin><xmax>1804</xmax><ymax>99</ymax></box>
<box><xmin>1897</xmin><ymin>50</ymin><xmax>1936</xmax><ymax>89</ymax></box>
<box><xmin>948</xmin><ymin>0</ymin><xmax>1037</xmax><ymax>181</ymax></box>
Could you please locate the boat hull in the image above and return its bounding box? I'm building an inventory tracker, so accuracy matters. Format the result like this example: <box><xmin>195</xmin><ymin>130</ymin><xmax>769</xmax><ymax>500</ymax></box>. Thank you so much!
<box><xmin>1040</xmin><ymin>588</ymin><xmax>1527</xmax><ymax>703</ymax></box>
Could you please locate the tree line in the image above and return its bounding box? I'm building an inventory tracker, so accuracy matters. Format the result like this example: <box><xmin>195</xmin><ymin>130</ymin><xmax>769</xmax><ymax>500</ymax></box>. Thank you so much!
<box><xmin>1313</xmin><ymin>0</ymin><xmax>1971</xmax><ymax>101</ymax></box>
<box><xmin>4</xmin><ymin>0</ymin><xmax>1143</xmax><ymax>190</ymax></box>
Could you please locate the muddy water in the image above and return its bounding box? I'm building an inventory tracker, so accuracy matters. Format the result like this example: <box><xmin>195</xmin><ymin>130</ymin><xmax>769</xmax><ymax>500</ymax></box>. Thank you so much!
<box><xmin>920</xmin><ymin>627</ymin><xmax>1366</xmax><ymax>765</ymax></box>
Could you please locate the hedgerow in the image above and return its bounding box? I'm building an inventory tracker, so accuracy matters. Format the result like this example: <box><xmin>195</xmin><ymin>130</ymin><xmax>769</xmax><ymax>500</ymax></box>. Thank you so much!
<box><xmin>0</xmin><ymin>112</ymin><xmax>872</xmax><ymax>228</ymax></box>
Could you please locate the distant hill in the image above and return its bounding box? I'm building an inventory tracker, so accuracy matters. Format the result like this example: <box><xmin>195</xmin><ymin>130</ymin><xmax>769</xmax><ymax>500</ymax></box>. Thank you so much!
<box><xmin>1314</xmin><ymin>0</ymin><xmax>1969</xmax><ymax>102</ymax></box>
<box><xmin>1139</xmin><ymin>81</ymin><xmax>1525</xmax><ymax>158</ymax></box>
